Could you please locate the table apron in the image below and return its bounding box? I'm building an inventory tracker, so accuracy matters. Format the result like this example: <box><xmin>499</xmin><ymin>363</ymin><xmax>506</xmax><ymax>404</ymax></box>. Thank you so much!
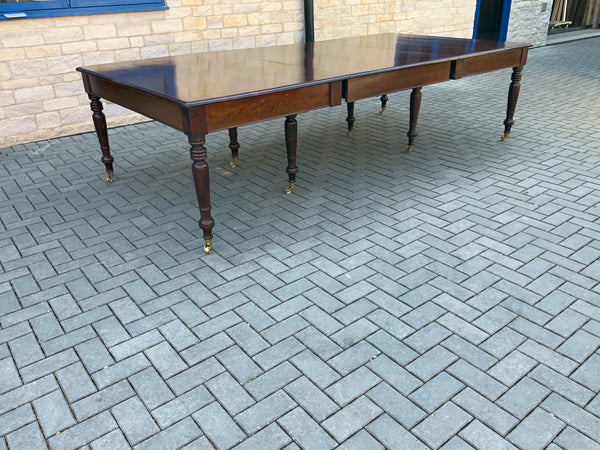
<box><xmin>85</xmin><ymin>75</ymin><xmax>185</xmax><ymax>132</ymax></box>
<box><xmin>203</xmin><ymin>81</ymin><xmax>342</xmax><ymax>132</ymax></box>
<box><xmin>343</xmin><ymin>61</ymin><xmax>451</xmax><ymax>102</ymax></box>
<box><xmin>451</xmin><ymin>48</ymin><xmax>527</xmax><ymax>79</ymax></box>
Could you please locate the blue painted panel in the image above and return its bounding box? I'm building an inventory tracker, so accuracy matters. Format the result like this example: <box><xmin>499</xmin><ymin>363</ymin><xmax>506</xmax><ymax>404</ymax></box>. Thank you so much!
<box><xmin>1</xmin><ymin>0</ymin><xmax>166</xmax><ymax>20</ymax></box>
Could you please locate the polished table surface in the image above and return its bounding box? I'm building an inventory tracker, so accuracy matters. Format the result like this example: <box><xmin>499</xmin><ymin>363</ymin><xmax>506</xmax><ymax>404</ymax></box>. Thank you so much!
<box><xmin>77</xmin><ymin>33</ymin><xmax>531</xmax><ymax>253</ymax></box>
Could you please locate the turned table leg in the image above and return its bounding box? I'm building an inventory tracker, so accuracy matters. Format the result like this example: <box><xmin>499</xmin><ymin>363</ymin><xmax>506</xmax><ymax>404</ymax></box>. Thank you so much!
<box><xmin>228</xmin><ymin>127</ymin><xmax>240</xmax><ymax>167</ymax></box>
<box><xmin>346</xmin><ymin>102</ymin><xmax>355</xmax><ymax>136</ymax></box>
<box><xmin>88</xmin><ymin>95</ymin><xmax>114</xmax><ymax>182</ymax></box>
<box><xmin>407</xmin><ymin>87</ymin><xmax>422</xmax><ymax>152</ymax></box>
<box><xmin>284</xmin><ymin>114</ymin><xmax>298</xmax><ymax>194</ymax></box>
<box><xmin>189</xmin><ymin>135</ymin><xmax>215</xmax><ymax>253</ymax></box>
<box><xmin>380</xmin><ymin>94</ymin><xmax>388</xmax><ymax>114</ymax></box>
<box><xmin>501</xmin><ymin>65</ymin><xmax>523</xmax><ymax>141</ymax></box>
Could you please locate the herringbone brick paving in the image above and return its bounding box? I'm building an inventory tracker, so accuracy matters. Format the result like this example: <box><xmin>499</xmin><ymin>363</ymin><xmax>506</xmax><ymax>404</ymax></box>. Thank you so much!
<box><xmin>1</xmin><ymin>37</ymin><xmax>600</xmax><ymax>449</ymax></box>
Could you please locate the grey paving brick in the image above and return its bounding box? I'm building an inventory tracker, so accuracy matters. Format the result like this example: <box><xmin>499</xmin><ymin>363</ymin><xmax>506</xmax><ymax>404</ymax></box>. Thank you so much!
<box><xmin>507</xmin><ymin>408</ymin><xmax>566</xmax><ymax>449</ymax></box>
<box><xmin>0</xmin><ymin>404</ymin><xmax>36</xmax><ymax>436</ymax></box>
<box><xmin>93</xmin><ymin>316</ymin><xmax>131</xmax><ymax>347</ymax></box>
<box><xmin>407</xmin><ymin>345</ymin><xmax>458</xmax><ymax>381</ymax></box>
<box><xmin>0</xmin><ymin>374</ymin><xmax>57</xmax><ymax>416</ymax></box>
<box><xmin>472</xmin><ymin>306</ymin><xmax>516</xmax><ymax>335</ymax></box>
<box><xmin>369</xmin><ymin>414</ymin><xmax>430</xmax><ymax>449</ymax></box>
<box><xmin>518</xmin><ymin>339</ymin><xmax>577</xmax><ymax>375</ymax></box>
<box><xmin>570</xmin><ymin>353</ymin><xmax>600</xmax><ymax>391</ymax></box>
<box><xmin>453</xmin><ymin>388</ymin><xmax>518</xmax><ymax>435</ymax></box>
<box><xmin>193</xmin><ymin>311</ymin><xmax>241</xmax><ymax>341</ymax></box>
<box><xmin>9</xmin><ymin>332</ymin><xmax>44</xmax><ymax>367</ymax></box>
<box><xmin>440</xmin><ymin>436</ymin><xmax>476</xmax><ymax>450</ymax></box>
<box><xmin>232</xmin><ymin>422</ymin><xmax>291</xmax><ymax>450</ymax></box>
<box><xmin>367</xmin><ymin>330</ymin><xmax>419</xmax><ymax>365</ymax></box>
<box><xmin>91</xmin><ymin>429</ymin><xmax>131</xmax><ymax>450</ymax></box>
<box><xmin>300</xmin><ymin>305</ymin><xmax>343</xmax><ymax>334</ymax></box>
<box><xmin>442</xmin><ymin>335</ymin><xmax>497</xmax><ymax>370</ymax></box>
<box><xmin>235</xmin><ymin>302</ymin><xmax>276</xmax><ymax>331</ymax></box>
<box><xmin>245</xmin><ymin>362</ymin><xmax>301</xmax><ymax>400</ymax></box>
<box><xmin>47</xmin><ymin>411</ymin><xmax>118</xmax><ymax>450</ymax></box>
<box><xmin>546</xmin><ymin>307</ymin><xmax>589</xmax><ymax>338</ymax></box>
<box><xmin>72</xmin><ymin>379</ymin><xmax>136</xmax><ymax>421</ymax></box>
<box><xmin>366</xmin><ymin>382</ymin><xmax>426</xmax><ymax>429</ymax></box>
<box><xmin>30</xmin><ymin>311</ymin><xmax>64</xmax><ymax>341</ymax></box>
<box><xmin>487</xmin><ymin>350</ymin><xmax>536</xmax><ymax>386</ymax></box>
<box><xmin>367</xmin><ymin>308</ymin><xmax>414</xmax><ymax>340</ymax></box>
<box><xmin>261</xmin><ymin>315</ymin><xmax>309</xmax><ymax>345</ymax></box>
<box><xmin>112</xmin><ymin>396</ymin><xmax>160</xmax><ymax>445</ymax></box>
<box><xmin>279</xmin><ymin>407</ymin><xmax>337</xmax><ymax>449</ymax></box>
<box><xmin>129</xmin><ymin>366</ymin><xmax>175</xmax><ymax>409</ymax></box>
<box><xmin>304</xmin><ymin>286</ymin><xmax>345</xmax><ymax>313</ymax></box>
<box><xmin>554</xmin><ymin>426</ymin><xmax>600</xmax><ymax>450</ymax></box>
<box><xmin>5</xmin><ymin>422</ymin><xmax>46</xmax><ymax>450</ymax></box>
<box><xmin>497</xmin><ymin>377</ymin><xmax>550</xmax><ymax>419</ymax></box>
<box><xmin>438</xmin><ymin>312</ymin><xmax>489</xmax><ymax>345</ymax></box>
<box><xmin>325</xmin><ymin>366</ymin><xmax>380</xmax><ymax>406</ymax></box>
<box><xmin>413</xmin><ymin>402</ymin><xmax>472</xmax><ymax>449</ymax></box>
<box><xmin>296</xmin><ymin>326</ymin><xmax>342</xmax><ymax>360</ymax></box>
<box><xmin>404</xmin><ymin>322</ymin><xmax>452</xmax><ymax>353</ymax></box>
<box><xmin>76</xmin><ymin>337</ymin><xmax>115</xmax><ymax>373</ymax></box>
<box><xmin>193</xmin><ymin>401</ymin><xmax>246</xmax><ymax>449</ymax></box>
<box><xmin>171</xmin><ymin>299</ymin><xmax>209</xmax><ymax>329</ymax></box>
<box><xmin>288</xmin><ymin>348</ymin><xmax>339</xmax><ymax>388</ymax></box>
<box><xmin>285</xmin><ymin>376</ymin><xmax>339</xmax><ymax>422</ymax></box>
<box><xmin>480</xmin><ymin>327</ymin><xmax>526</xmax><ymax>359</ymax></box>
<box><xmin>55</xmin><ymin>361</ymin><xmax>97</xmax><ymax>403</ymax></box>
<box><xmin>335</xmin><ymin>429</ymin><xmax>385</xmax><ymax>450</ymax></box>
<box><xmin>167</xmin><ymin>357</ymin><xmax>224</xmax><ymax>395</ymax></box>
<box><xmin>62</xmin><ymin>305</ymin><xmax>113</xmax><ymax>333</ymax></box>
<box><xmin>33</xmin><ymin>389</ymin><xmax>77</xmax><ymax>437</ymax></box>
<box><xmin>329</xmin><ymin>340</ymin><xmax>380</xmax><ymax>375</ymax></box>
<box><xmin>181</xmin><ymin>332</ymin><xmax>234</xmax><ymax>365</ymax></box>
<box><xmin>332</xmin><ymin>299</ymin><xmax>378</xmax><ymax>326</ymax></box>
<box><xmin>510</xmin><ymin>317</ymin><xmax>564</xmax><ymax>349</ymax></box>
<box><xmin>530</xmin><ymin>364</ymin><xmax>594</xmax><ymax>407</ymax></box>
<box><xmin>91</xmin><ymin>353</ymin><xmax>150</xmax><ymax>389</ymax></box>
<box><xmin>234</xmin><ymin>390</ymin><xmax>295</xmax><ymax>434</ymax></box>
<box><xmin>367</xmin><ymin>353</ymin><xmax>421</xmax><ymax>395</ymax></box>
<box><xmin>110</xmin><ymin>297</ymin><xmax>144</xmax><ymax>324</ymax></box>
<box><xmin>215</xmin><ymin>346</ymin><xmax>261</xmax><ymax>385</ymax></box>
<box><xmin>409</xmin><ymin>372</ymin><xmax>464</xmax><ymax>413</ymax></box>
<box><xmin>557</xmin><ymin>329</ymin><xmax>600</xmax><ymax>363</ymax></box>
<box><xmin>144</xmin><ymin>341</ymin><xmax>187</xmax><ymax>378</ymax></box>
<box><xmin>331</xmin><ymin>317</ymin><xmax>379</xmax><ymax>349</ymax></box>
<box><xmin>152</xmin><ymin>385</ymin><xmax>214</xmax><ymax>429</ymax></box>
<box><xmin>134</xmin><ymin>417</ymin><xmax>202</xmax><ymax>450</ymax></box>
<box><xmin>459</xmin><ymin>420</ymin><xmax>517</xmax><ymax>450</ymax></box>
<box><xmin>0</xmin><ymin>357</ymin><xmax>21</xmax><ymax>395</ymax></box>
<box><xmin>206</xmin><ymin>372</ymin><xmax>255</xmax><ymax>416</ymax></box>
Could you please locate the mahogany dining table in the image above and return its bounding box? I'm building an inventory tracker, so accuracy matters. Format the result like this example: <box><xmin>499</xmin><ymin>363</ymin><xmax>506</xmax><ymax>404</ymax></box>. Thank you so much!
<box><xmin>77</xmin><ymin>33</ymin><xmax>530</xmax><ymax>253</ymax></box>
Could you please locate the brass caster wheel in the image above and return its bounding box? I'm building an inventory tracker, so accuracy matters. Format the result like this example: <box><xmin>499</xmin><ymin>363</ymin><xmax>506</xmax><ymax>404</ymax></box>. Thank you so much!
<box><xmin>204</xmin><ymin>239</ymin><xmax>212</xmax><ymax>254</ymax></box>
<box><xmin>379</xmin><ymin>106</ymin><xmax>386</xmax><ymax>114</ymax></box>
<box><xmin>230</xmin><ymin>156</ymin><xmax>238</xmax><ymax>168</ymax></box>
<box><xmin>106</xmin><ymin>171</ymin><xmax>114</xmax><ymax>183</ymax></box>
<box><xmin>500</xmin><ymin>132</ymin><xmax>510</xmax><ymax>141</ymax></box>
<box><xmin>285</xmin><ymin>181</ymin><xmax>296</xmax><ymax>194</ymax></box>
<box><xmin>407</xmin><ymin>145</ymin><xmax>414</xmax><ymax>153</ymax></box>
<box><xmin>347</xmin><ymin>129</ymin><xmax>353</xmax><ymax>136</ymax></box>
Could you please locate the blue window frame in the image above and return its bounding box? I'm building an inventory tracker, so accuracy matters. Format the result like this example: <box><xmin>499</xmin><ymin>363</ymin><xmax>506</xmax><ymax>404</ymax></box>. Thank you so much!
<box><xmin>1</xmin><ymin>0</ymin><xmax>167</xmax><ymax>20</ymax></box>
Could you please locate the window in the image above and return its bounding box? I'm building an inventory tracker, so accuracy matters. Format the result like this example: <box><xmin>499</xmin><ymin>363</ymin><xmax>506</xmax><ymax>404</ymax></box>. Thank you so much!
<box><xmin>0</xmin><ymin>0</ymin><xmax>167</xmax><ymax>20</ymax></box>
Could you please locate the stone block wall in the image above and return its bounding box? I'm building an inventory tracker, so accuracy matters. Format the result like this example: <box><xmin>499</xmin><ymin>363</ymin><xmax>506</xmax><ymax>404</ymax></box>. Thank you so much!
<box><xmin>507</xmin><ymin>0</ymin><xmax>552</xmax><ymax>47</ymax></box>
<box><xmin>315</xmin><ymin>0</ymin><xmax>477</xmax><ymax>40</ymax></box>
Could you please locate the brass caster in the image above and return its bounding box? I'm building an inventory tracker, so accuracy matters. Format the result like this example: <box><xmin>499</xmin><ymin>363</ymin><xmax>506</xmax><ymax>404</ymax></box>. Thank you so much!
<box><xmin>204</xmin><ymin>239</ymin><xmax>212</xmax><ymax>254</ymax></box>
<box><xmin>230</xmin><ymin>156</ymin><xmax>238</xmax><ymax>168</ymax></box>
<box><xmin>500</xmin><ymin>132</ymin><xmax>510</xmax><ymax>141</ymax></box>
<box><xmin>379</xmin><ymin>106</ymin><xmax>386</xmax><ymax>114</ymax></box>
<box><xmin>285</xmin><ymin>181</ymin><xmax>296</xmax><ymax>194</ymax></box>
<box><xmin>106</xmin><ymin>171</ymin><xmax>114</xmax><ymax>183</ymax></box>
<box><xmin>347</xmin><ymin>129</ymin><xmax>353</xmax><ymax>136</ymax></box>
<box><xmin>407</xmin><ymin>144</ymin><xmax>414</xmax><ymax>153</ymax></box>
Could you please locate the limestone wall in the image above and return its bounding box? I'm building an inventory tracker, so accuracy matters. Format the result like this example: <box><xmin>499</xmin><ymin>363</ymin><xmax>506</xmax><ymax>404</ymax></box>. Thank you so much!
<box><xmin>506</xmin><ymin>0</ymin><xmax>552</xmax><ymax>47</ymax></box>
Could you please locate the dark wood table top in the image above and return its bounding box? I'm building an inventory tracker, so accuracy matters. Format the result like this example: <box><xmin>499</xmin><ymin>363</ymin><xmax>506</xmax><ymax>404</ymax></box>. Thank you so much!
<box><xmin>77</xmin><ymin>33</ymin><xmax>529</xmax><ymax>107</ymax></box>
